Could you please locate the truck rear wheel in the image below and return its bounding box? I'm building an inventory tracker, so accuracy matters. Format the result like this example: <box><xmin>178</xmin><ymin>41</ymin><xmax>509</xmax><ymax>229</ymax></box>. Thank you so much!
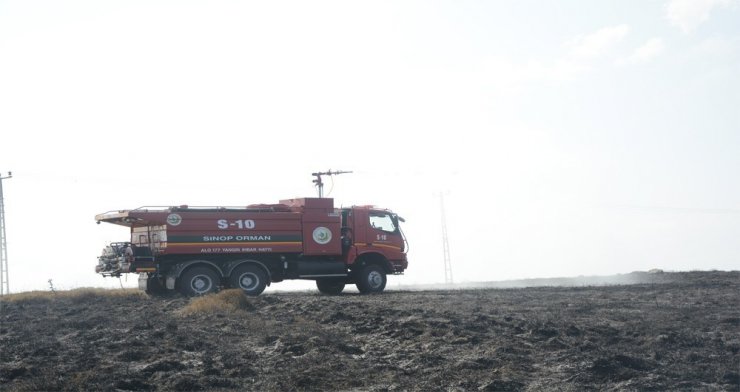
<box><xmin>316</xmin><ymin>278</ymin><xmax>345</xmax><ymax>295</ymax></box>
<box><xmin>178</xmin><ymin>267</ymin><xmax>219</xmax><ymax>296</ymax></box>
<box><xmin>356</xmin><ymin>265</ymin><xmax>386</xmax><ymax>294</ymax></box>
<box><xmin>144</xmin><ymin>274</ymin><xmax>168</xmax><ymax>296</ymax></box>
<box><xmin>230</xmin><ymin>264</ymin><xmax>267</xmax><ymax>296</ymax></box>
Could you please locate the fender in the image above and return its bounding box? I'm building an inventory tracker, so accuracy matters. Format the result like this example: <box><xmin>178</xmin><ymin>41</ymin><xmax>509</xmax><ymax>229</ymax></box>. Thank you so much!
<box><xmin>352</xmin><ymin>251</ymin><xmax>393</xmax><ymax>273</ymax></box>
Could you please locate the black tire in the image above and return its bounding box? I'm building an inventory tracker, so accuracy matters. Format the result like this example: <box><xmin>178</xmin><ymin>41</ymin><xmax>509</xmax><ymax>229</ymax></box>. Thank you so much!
<box><xmin>144</xmin><ymin>274</ymin><xmax>168</xmax><ymax>296</ymax></box>
<box><xmin>316</xmin><ymin>278</ymin><xmax>346</xmax><ymax>295</ymax></box>
<box><xmin>229</xmin><ymin>264</ymin><xmax>267</xmax><ymax>296</ymax></box>
<box><xmin>178</xmin><ymin>267</ymin><xmax>219</xmax><ymax>296</ymax></box>
<box><xmin>356</xmin><ymin>264</ymin><xmax>387</xmax><ymax>294</ymax></box>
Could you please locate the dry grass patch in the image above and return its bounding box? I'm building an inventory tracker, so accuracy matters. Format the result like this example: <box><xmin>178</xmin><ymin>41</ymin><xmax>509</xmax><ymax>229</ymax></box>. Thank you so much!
<box><xmin>1</xmin><ymin>288</ymin><xmax>145</xmax><ymax>304</ymax></box>
<box><xmin>178</xmin><ymin>289</ymin><xmax>254</xmax><ymax>316</ymax></box>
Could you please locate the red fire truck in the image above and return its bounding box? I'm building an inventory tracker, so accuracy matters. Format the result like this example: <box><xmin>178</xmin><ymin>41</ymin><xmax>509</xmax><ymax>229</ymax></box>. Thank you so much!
<box><xmin>95</xmin><ymin>197</ymin><xmax>408</xmax><ymax>296</ymax></box>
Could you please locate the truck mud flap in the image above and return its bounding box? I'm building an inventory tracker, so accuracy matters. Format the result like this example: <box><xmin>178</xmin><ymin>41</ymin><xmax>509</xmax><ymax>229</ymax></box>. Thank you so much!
<box><xmin>138</xmin><ymin>274</ymin><xmax>149</xmax><ymax>291</ymax></box>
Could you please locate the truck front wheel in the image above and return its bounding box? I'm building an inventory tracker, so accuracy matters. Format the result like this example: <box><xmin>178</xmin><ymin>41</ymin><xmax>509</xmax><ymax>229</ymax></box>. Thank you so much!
<box><xmin>230</xmin><ymin>264</ymin><xmax>267</xmax><ymax>296</ymax></box>
<box><xmin>356</xmin><ymin>265</ymin><xmax>387</xmax><ymax>294</ymax></box>
<box><xmin>178</xmin><ymin>267</ymin><xmax>219</xmax><ymax>296</ymax></box>
<box><xmin>316</xmin><ymin>278</ymin><xmax>345</xmax><ymax>295</ymax></box>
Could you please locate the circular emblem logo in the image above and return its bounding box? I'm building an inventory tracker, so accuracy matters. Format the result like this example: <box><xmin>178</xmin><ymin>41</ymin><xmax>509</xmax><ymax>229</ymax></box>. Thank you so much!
<box><xmin>312</xmin><ymin>227</ymin><xmax>332</xmax><ymax>245</ymax></box>
<box><xmin>166</xmin><ymin>213</ymin><xmax>182</xmax><ymax>226</ymax></box>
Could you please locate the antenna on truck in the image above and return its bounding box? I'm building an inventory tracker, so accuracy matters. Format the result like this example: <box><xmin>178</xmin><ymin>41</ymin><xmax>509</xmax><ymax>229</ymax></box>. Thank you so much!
<box><xmin>312</xmin><ymin>170</ymin><xmax>352</xmax><ymax>198</ymax></box>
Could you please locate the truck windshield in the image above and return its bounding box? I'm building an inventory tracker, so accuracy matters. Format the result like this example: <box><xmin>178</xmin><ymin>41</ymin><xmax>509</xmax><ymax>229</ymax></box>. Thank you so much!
<box><xmin>369</xmin><ymin>212</ymin><xmax>397</xmax><ymax>233</ymax></box>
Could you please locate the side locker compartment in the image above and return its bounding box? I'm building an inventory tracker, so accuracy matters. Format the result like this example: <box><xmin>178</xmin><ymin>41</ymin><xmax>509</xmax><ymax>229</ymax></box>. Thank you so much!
<box><xmin>301</xmin><ymin>199</ymin><xmax>342</xmax><ymax>256</ymax></box>
<box><xmin>150</xmin><ymin>225</ymin><xmax>167</xmax><ymax>254</ymax></box>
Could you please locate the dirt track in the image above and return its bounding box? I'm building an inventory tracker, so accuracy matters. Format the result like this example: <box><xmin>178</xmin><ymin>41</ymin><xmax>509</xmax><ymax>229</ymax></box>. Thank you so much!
<box><xmin>1</xmin><ymin>271</ymin><xmax>738</xmax><ymax>391</ymax></box>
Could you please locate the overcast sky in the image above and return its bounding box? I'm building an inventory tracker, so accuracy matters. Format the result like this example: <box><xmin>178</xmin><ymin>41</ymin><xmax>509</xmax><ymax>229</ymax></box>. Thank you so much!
<box><xmin>1</xmin><ymin>0</ymin><xmax>739</xmax><ymax>293</ymax></box>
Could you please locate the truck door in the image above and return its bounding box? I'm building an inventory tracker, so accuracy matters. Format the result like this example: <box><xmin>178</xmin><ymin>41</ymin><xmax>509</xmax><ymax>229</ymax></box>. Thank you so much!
<box><xmin>367</xmin><ymin>210</ymin><xmax>404</xmax><ymax>254</ymax></box>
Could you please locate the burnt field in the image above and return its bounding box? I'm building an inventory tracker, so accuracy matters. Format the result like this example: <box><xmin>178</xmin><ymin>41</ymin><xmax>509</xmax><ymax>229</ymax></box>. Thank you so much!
<box><xmin>1</xmin><ymin>271</ymin><xmax>738</xmax><ymax>391</ymax></box>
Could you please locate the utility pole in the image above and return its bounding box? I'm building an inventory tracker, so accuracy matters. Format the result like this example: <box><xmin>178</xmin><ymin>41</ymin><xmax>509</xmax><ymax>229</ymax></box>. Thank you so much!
<box><xmin>312</xmin><ymin>170</ymin><xmax>352</xmax><ymax>198</ymax></box>
<box><xmin>0</xmin><ymin>171</ymin><xmax>12</xmax><ymax>296</ymax></box>
<box><xmin>440</xmin><ymin>192</ymin><xmax>453</xmax><ymax>285</ymax></box>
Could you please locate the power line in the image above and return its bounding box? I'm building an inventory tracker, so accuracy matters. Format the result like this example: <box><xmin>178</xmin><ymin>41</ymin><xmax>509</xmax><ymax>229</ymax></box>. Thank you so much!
<box><xmin>0</xmin><ymin>171</ymin><xmax>12</xmax><ymax>296</ymax></box>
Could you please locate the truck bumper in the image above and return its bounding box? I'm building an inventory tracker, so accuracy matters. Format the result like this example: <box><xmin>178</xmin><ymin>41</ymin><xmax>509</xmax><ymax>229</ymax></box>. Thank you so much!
<box><xmin>390</xmin><ymin>258</ymin><xmax>408</xmax><ymax>273</ymax></box>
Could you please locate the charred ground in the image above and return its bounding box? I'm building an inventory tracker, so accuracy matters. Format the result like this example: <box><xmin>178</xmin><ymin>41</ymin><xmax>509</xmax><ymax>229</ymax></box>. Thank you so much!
<box><xmin>1</xmin><ymin>271</ymin><xmax>738</xmax><ymax>391</ymax></box>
